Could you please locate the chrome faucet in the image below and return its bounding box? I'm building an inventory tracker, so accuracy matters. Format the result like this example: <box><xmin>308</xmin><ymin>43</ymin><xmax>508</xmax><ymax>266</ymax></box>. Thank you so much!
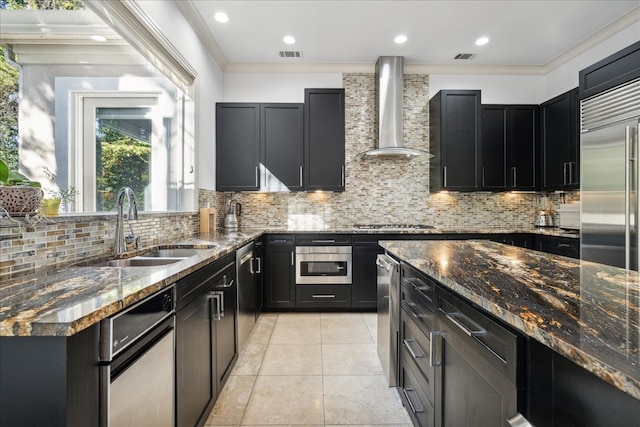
<box><xmin>115</xmin><ymin>187</ymin><xmax>139</xmax><ymax>255</ymax></box>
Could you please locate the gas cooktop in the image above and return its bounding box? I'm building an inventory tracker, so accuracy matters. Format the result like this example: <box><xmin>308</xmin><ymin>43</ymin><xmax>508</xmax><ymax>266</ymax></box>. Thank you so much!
<box><xmin>353</xmin><ymin>224</ymin><xmax>435</xmax><ymax>230</ymax></box>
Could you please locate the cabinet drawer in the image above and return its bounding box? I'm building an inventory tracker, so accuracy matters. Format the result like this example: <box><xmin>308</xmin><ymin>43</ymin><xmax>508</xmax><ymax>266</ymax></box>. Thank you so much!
<box><xmin>402</xmin><ymin>263</ymin><xmax>436</xmax><ymax>310</ymax></box>
<box><xmin>400</xmin><ymin>311</ymin><xmax>435</xmax><ymax>406</ymax></box>
<box><xmin>401</xmin><ymin>276</ymin><xmax>435</xmax><ymax>332</ymax></box>
<box><xmin>295</xmin><ymin>285</ymin><xmax>351</xmax><ymax>308</ymax></box>
<box><xmin>438</xmin><ymin>288</ymin><xmax>521</xmax><ymax>384</ymax></box>
<box><xmin>555</xmin><ymin>237</ymin><xmax>579</xmax><ymax>259</ymax></box>
<box><xmin>266</xmin><ymin>234</ymin><xmax>295</xmax><ymax>245</ymax></box>
<box><xmin>295</xmin><ymin>234</ymin><xmax>352</xmax><ymax>245</ymax></box>
<box><xmin>399</xmin><ymin>352</ymin><xmax>435</xmax><ymax>427</ymax></box>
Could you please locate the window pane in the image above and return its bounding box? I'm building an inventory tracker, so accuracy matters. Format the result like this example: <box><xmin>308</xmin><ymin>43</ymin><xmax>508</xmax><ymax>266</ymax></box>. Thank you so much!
<box><xmin>96</xmin><ymin>107</ymin><xmax>151</xmax><ymax>211</ymax></box>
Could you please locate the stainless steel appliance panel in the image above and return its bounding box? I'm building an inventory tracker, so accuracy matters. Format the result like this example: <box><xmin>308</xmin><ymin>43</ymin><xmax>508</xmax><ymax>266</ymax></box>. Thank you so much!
<box><xmin>237</xmin><ymin>242</ymin><xmax>256</xmax><ymax>352</ymax></box>
<box><xmin>109</xmin><ymin>330</ymin><xmax>174</xmax><ymax>427</ymax></box>
<box><xmin>376</xmin><ymin>253</ymin><xmax>400</xmax><ymax>386</ymax></box>
<box><xmin>581</xmin><ymin>78</ymin><xmax>640</xmax><ymax>269</ymax></box>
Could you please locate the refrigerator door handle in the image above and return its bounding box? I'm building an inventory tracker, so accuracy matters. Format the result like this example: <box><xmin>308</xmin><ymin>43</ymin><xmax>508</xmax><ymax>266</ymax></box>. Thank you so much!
<box><xmin>626</xmin><ymin>125</ymin><xmax>638</xmax><ymax>271</ymax></box>
<box><xmin>634</xmin><ymin>123</ymin><xmax>640</xmax><ymax>271</ymax></box>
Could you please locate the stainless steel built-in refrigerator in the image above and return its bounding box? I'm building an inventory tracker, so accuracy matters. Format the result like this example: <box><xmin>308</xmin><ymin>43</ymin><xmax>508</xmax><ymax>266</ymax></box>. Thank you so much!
<box><xmin>581</xmin><ymin>78</ymin><xmax>640</xmax><ymax>269</ymax></box>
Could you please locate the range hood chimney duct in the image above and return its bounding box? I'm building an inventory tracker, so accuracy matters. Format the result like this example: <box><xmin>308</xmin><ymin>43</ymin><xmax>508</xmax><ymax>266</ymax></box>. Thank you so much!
<box><xmin>356</xmin><ymin>56</ymin><xmax>431</xmax><ymax>160</ymax></box>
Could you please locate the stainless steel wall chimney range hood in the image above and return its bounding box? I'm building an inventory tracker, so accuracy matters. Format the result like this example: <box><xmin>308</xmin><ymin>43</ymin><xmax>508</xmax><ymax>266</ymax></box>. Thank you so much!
<box><xmin>356</xmin><ymin>56</ymin><xmax>431</xmax><ymax>160</ymax></box>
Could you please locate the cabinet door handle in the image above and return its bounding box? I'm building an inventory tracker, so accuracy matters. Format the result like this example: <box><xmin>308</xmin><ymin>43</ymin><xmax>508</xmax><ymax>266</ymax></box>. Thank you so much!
<box><xmin>511</xmin><ymin>167</ymin><xmax>517</xmax><ymax>187</ymax></box>
<box><xmin>443</xmin><ymin>166</ymin><xmax>447</xmax><ymax>187</ymax></box>
<box><xmin>209</xmin><ymin>292</ymin><xmax>222</xmax><ymax>321</ymax></box>
<box><xmin>255</xmin><ymin>166</ymin><xmax>259</xmax><ymax>188</ymax></box>
<box><xmin>402</xmin><ymin>388</ymin><xmax>425</xmax><ymax>414</ymax></box>
<box><xmin>255</xmin><ymin>257</ymin><xmax>261</xmax><ymax>274</ymax></box>
<box><xmin>291</xmin><ymin>251</ymin><xmax>294</xmax><ymax>266</ymax></box>
<box><xmin>219</xmin><ymin>276</ymin><xmax>235</xmax><ymax>288</ymax></box>
<box><xmin>563</xmin><ymin>162</ymin><xmax>568</xmax><ymax>185</ymax></box>
<box><xmin>507</xmin><ymin>413</ymin><xmax>534</xmax><ymax>427</ymax></box>
<box><xmin>481</xmin><ymin>166</ymin><xmax>485</xmax><ymax>188</ymax></box>
<box><xmin>341</xmin><ymin>165</ymin><xmax>345</xmax><ymax>187</ymax></box>
<box><xmin>429</xmin><ymin>331</ymin><xmax>440</xmax><ymax>367</ymax></box>
<box><xmin>250</xmin><ymin>257</ymin><xmax>255</xmax><ymax>274</ymax></box>
<box><xmin>403</xmin><ymin>338</ymin><xmax>426</xmax><ymax>359</ymax></box>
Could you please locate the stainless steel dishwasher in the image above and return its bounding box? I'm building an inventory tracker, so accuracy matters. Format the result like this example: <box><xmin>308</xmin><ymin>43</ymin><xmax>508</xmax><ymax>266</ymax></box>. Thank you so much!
<box><xmin>376</xmin><ymin>253</ymin><xmax>400</xmax><ymax>386</ymax></box>
<box><xmin>237</xmin><ymin>242</ymin><xmax>256</xmax><ymax>352</ymax></box>
<box><xmin>99</xmin><ymin>286</ymin><xmax>175</xmax><ymax>427</ymax></box>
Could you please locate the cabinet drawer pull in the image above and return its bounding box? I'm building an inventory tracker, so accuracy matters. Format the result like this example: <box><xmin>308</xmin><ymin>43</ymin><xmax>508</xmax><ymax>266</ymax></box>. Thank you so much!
<box><xmin>312</xmin><ymin>239</ymin><xmax>336</xmax><ymax>243</ymax></box>
<box><xmin>403</xmin><ymin>338</ymin><xmax>426</xmax><ymax>359</ymax></box>
<box><xmin>557</xmin><ymin>243</ymin><xmax>572</xmax><ymax>249</ymax></box>
<box><xmin>507</xmin><ymin>413</ymin><xmax>534</xmax><ymax>427</ymax></box>
<box><xmin>443</xmin><ymin>311</ymin><xmax>485</xmax><ymax>337</ymax></box>
<box><xmin>311</xmin><ymin>294</ymin><xmax>335</xmax><ymax>299</ymax></box>
<box><xmin>405</xmin><ymin>277</ymin><xmax>431</xmax><ymax>292</ymax></box>
<box><xmin>402</xmin><ymin>388</ymin><xmax>425</xmax><ymax>414</ymax></box>
<box><xmin>403</xmin><ymin>301</ymin><xmax>428</xmax><ymax>319</ymax></box>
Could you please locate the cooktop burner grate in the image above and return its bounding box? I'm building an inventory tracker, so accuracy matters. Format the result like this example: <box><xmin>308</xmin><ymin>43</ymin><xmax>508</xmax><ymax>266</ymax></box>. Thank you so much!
<box><xmin>353</xmin><ymin>224</ymin><xmax>435</xmax><ymax>230</ymax></box>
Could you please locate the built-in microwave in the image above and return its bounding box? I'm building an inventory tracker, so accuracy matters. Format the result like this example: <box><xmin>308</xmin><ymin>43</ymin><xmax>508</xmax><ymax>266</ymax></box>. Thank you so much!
<box><xmin>295</xmin><ymin>246</ymin><xmax>352</xmax><ymax>285</ymax></box>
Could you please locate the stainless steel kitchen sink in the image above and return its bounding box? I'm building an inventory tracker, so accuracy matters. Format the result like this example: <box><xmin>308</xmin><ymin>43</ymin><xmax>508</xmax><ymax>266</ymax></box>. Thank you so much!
<box><xmin>92</xmin><ymin>257</ymin><xmax>184</xmax><ymax>267</ymax></box>
<box><xmin>142</xmin><ymin>248</ymin><xmax>212</xmax><ymax>258</ymax></box>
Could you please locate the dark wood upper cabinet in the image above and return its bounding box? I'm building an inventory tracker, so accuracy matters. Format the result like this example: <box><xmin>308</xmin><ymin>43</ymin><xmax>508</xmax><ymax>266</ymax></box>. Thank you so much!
<box><xmin>216</xmin><ymin>103</ymin><xmax>261</xmax><ymax>191</ymax></box>
<box><xmin>430</xmin><ymin>90</ymin><xmax>482</xmax><ymax>192</ymax></box>
<box><xmin>304</xmin><ymin>88</ymin><xmax>346</xmax><ymax>192</ymax></box>
<box><xmin>260</xmin><ymin>103</ymin><xmax>304</xmax><ymax>191</ymax></box>
<box><xmin>579</xmin><ymin>40</ymin><xmax>640</xmax><ymax>100</ymax></box>
<box><xmin>509</xmin><ymin>105</ymin><xmax>539</xmax><ymax>190</ymax></box>
<box><xmin>540</xmin><ymin>88</ymin><xmax>579</xmax><ymax>191</ymax></box>
<box><xmin>216</xmin><ymin>102</ymin><xmax>304</xmax><ymax>192</ymax></box>
<box><xmin>481</xmin><ymin>105</ymin><xmax>508</xmax><ymax>190</ymax></box>
<box><xmin>481</xmin><ymin>104</ymin><xmax>538</xmax><ymax>191</ymax></box>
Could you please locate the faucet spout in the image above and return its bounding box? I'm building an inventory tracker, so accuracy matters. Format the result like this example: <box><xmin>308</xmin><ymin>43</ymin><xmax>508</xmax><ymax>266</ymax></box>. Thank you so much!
<box><xmin>115</xmin><ymin>187</ymin><xmax>138</xmax><ymax>255</ymax></box>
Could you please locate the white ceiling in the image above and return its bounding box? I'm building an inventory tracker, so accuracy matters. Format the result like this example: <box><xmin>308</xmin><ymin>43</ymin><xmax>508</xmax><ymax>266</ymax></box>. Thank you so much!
<box><xmin>184</xmin><ymin>0</ymin><xmax>640</xmax><ymax>72</ymax></box>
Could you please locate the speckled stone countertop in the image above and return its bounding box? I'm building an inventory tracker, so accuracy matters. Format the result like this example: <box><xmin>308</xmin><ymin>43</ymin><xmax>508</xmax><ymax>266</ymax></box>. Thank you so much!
<box><xmin>0</xmin><ymin>230</ymin><xmax>262</xmax><ymax>337</ymax></box>
<box><xmin>0</xmin><ymin>226</ymin><xmax>578</xmax><ymax>339</ymax></box>
<box><xmin>380</xmin><ymin>239</ymin><xmax>639</xmax><ymax>399</ymax></box>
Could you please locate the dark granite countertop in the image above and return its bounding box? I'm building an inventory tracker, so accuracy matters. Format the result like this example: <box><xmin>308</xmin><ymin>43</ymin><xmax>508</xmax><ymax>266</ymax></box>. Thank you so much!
<box><xmin>0</xmin><ymin>226</ymin><xmax>578</xmax><ymax>339</ymax></box>
<box><xmin>0</xmin><ymin>230</ymin><xmax>262</xmax><ymax>337</ymax></box>
<box><xmin>379</xmin><ymin>239</ymin><xmax>639</xmax><ymax>399</ymax></box>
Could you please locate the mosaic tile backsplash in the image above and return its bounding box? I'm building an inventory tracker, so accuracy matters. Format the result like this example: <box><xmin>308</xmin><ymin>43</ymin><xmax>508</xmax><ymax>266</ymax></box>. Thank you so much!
<box><xmin>200</xmin><ymin>73</ymin><xmax>579</xmax><ymax>229</ymax></box>
<box><xmin>0</xmin><ymin>212</ymin><xmax>199</xmax><ymax>279</ymax></box>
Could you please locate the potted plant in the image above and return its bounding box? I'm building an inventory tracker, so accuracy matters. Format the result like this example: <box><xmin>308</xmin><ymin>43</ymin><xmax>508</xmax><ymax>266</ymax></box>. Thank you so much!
<box><xmin>0</xmin><ymin>159</ymin><xmax>43</xmax><ymax>216</ymax></box>
<box><xmin>40</xmin><ymin>167</ymin><xmax>79</xmax><ymax>215</ymax></box>
<box><xmin>41</xmin><ymin>186</ymin><xmax>79</xmax><ymax>216</ymax></box>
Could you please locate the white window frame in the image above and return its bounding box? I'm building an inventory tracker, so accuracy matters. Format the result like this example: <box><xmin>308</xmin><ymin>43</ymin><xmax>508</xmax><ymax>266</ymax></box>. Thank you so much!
<box><xmin>71</xmin><ymin>91</ymin><xmax>167</xmax><ymax>212</ymax></box>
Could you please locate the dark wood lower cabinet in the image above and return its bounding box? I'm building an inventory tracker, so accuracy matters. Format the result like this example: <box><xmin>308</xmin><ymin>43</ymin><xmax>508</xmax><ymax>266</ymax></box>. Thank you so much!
<box><xmin>527</xmin><ymin>339</ymin><xmax>640</xmax><ymax>426</ymax></box>
<box><xmin>0</xmin><ymin>324</ymin><xmax>100</xmax><ymax>427</ymax></box>
<box><xmin>176</xmin><ymin>253</ymin><xmax>237</xmax><ymax>427</ymax></box>
<box><xmin>263</xmin><ymin>235</ymin><xmax>296</xmax><ymax>309</ymax></box>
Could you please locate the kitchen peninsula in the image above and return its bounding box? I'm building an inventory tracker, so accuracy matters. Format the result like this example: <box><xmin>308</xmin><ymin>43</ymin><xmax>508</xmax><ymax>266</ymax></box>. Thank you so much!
<box><xmin>381</xmin><ymin>239</ymin><xmax>640</xmax><ymax>426</ymax></box>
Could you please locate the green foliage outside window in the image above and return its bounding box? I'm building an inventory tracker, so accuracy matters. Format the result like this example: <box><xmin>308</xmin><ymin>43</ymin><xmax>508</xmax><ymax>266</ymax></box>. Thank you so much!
<box><xmin>97</xmin><ymin>127</ymin><xmax>150</xmax><ymax>212</ymax></box>
<box><xmin>0</xmin><ymin>47</ymin><xmax>19</xmax><ymax>171</ymax></box>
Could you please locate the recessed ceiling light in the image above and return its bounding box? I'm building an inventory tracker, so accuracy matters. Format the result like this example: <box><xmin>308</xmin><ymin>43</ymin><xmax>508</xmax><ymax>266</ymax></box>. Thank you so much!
<box><xmin>394</xmin><ymin>35</ymin><xmax>407</xmax><ymax>44</ymax></box>
<box><xmin>283</xmin><ymin>36</ymin><xmax>296</xmax><ymax>45</ymax></box>
<box><xmin>90</xmin><ymin>35</ymin><xmax>107</xmax><ymax>42</ymax></box>
<box><xmin>214</xmin><ymin>12</ymin><xmax>229</xmax><ymax>23</ymax></box>
<box><xmin>475</xmin><ymin>36</ymin><xmax>489</xmax><ymax>46</ymax></box>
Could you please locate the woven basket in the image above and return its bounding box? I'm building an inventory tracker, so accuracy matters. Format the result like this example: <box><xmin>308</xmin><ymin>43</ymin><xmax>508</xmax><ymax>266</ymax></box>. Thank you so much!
<box><xmin>0</xmin><ymin>186</ymin><xmax>43</xmax><ymax>216</ymax></box>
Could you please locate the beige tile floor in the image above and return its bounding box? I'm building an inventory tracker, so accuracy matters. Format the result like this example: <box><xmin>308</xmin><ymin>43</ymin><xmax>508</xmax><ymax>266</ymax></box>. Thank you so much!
<box><xmin>205</xmin><ymin>312</ymin><xmax>412</xmax><ymax>426</ymax></box>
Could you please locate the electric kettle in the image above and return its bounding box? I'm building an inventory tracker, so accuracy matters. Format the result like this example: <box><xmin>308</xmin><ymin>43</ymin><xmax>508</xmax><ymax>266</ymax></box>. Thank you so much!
<box><xmin>534</xmin><ymin>209</ymin><xmax>554</xmax><ymax>227</ymax></box>
<box><xmin>223</xmin><ymin>200</ymin><xmax>240</xmax><ymax>230</ymax></box>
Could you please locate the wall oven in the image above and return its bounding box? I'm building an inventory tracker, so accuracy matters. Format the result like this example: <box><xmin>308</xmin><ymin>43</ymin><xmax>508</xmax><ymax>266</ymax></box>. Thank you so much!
<box><xmin>296</xmin><ymin>245</ymin><xmax>352</xmax><ymax>284</ymax></box>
